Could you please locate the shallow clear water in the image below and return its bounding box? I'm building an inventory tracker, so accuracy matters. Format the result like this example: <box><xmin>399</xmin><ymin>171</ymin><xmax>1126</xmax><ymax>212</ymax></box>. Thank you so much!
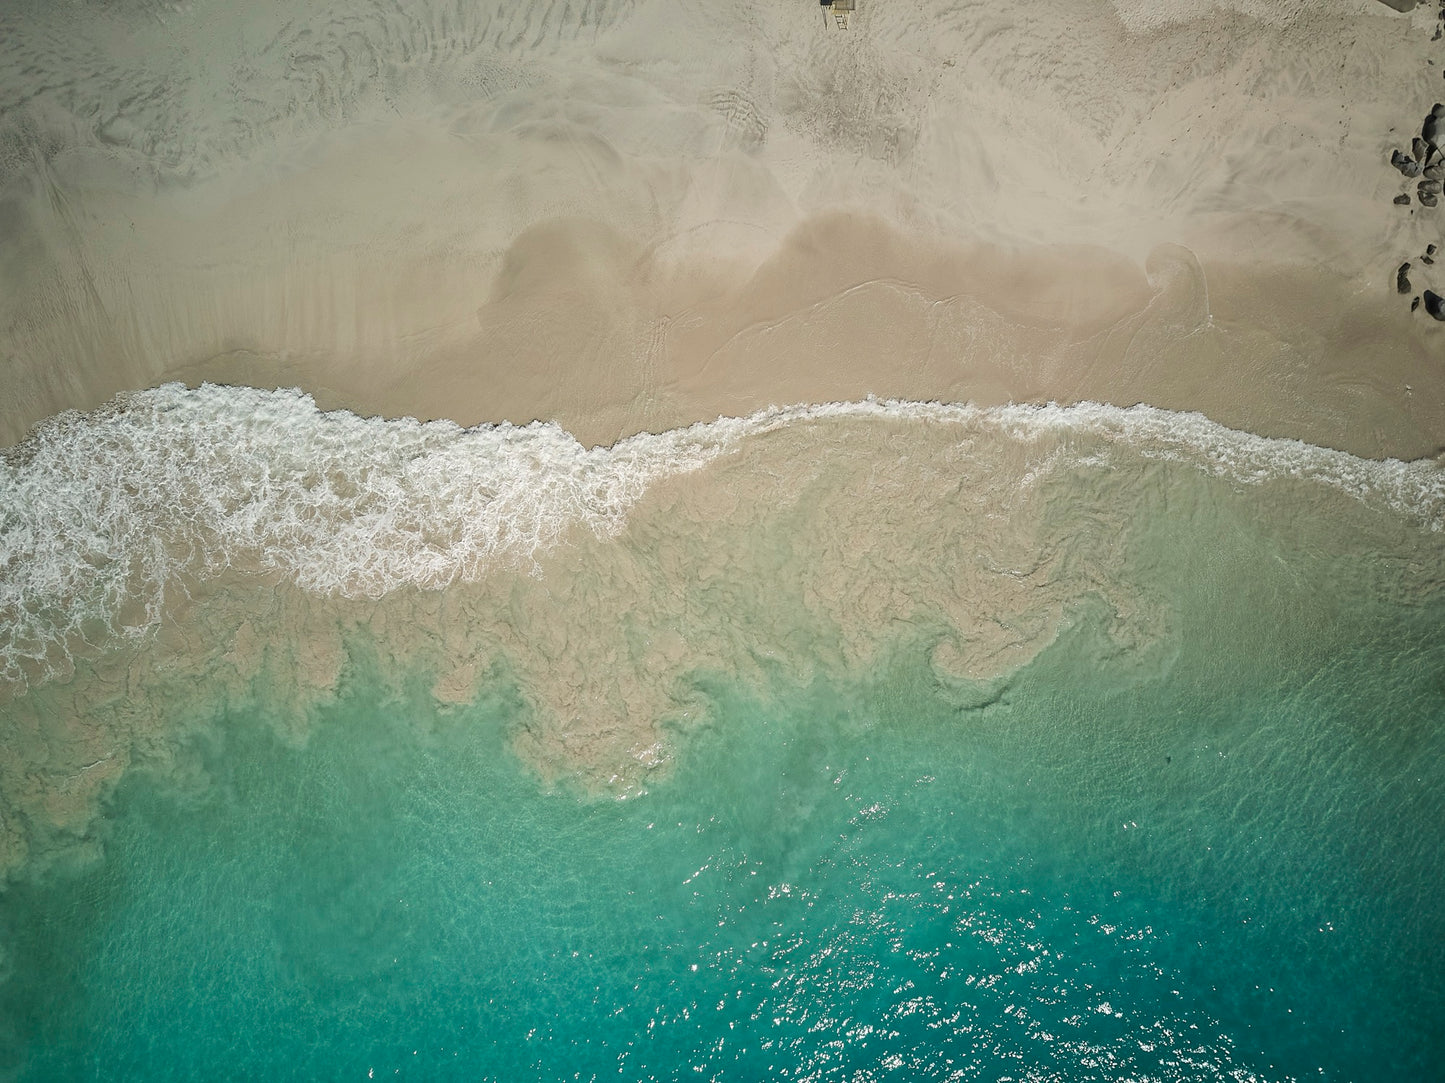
<box><xmin>1</xmin><ymin>393</ymin><xmax>1442</xmax><ymax>1082</ymax></box>
<box><xmin>3</xmin><ymin>583</ymin><xmax>1443</xmax><ymax>1080</ymax></box>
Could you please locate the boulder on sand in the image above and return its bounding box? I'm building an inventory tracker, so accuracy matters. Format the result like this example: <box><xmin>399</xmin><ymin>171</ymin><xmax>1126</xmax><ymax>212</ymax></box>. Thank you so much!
<box><xmin>1392</xmin><ymin>149</ymin><xmax>1423</xmax><ymax>176</ymax></box>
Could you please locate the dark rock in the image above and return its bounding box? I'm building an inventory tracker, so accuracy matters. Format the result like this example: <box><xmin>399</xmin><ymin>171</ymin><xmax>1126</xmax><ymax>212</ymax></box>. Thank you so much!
<box><xmin>1392</xmin><ymin>149</ymin><xmax>1423</xmax><ymax>176</ymax></box>
<box><xmin>1426</xmin><ymin>115</ymin><xmax>1445</xmax><ymax>150</ymax></box>
<box><xmin>1415</xmin><ymin>136</ymin><xmax>1431</xmax><ymax>162</ymax></box>
<box><xmin>1429</xmin><ymin>243</ymin><xmax>1438</xmax><ymax>255</ymax></box>
<box><xmin>1425</xmin><ymin>162</ymin><xmax>1445</xmax><ymax>180</ymax></box>
<box><xmin>1434</xmin><ymin>103</ymin><xmax>1445</xmax><ymax>118</ymax></box>
<box><xmin>1422</xmin><ymin>191</ymin><xmax>1439</xmax><ymax>207</ymax></box>
<box><xmin>1424</xmin><ymin>289</ymin><xmax>1445</xmax><ymax>320</ymax></box>
<box><xmin>1420</xmin><ymin>178</ymin><xmax>1442</xmax><ymax>196</ymax></box>
<box><xmin>1399</xmin><ymin>262</ymin><xmax>1413</xmax><ymax>293</ymax></box>
<box><xmin>1413</xmin><ymin>296</ymin><xmax>1422</xmax><ymax>311</ymax></box>
<box><xmin>1425</xmin><ymin>255</ymin><xmax>1436</xmax><ymax>264</ymax></box>
<box><xmin>1395</xmin><ymin>193</ymin><xmax>1413</xmax><ymax>205</ymax></box>
<box><xmin>1435</xmin><ymin>25</ymin><xmax>1442</xmax><ymax>40</ymax></box>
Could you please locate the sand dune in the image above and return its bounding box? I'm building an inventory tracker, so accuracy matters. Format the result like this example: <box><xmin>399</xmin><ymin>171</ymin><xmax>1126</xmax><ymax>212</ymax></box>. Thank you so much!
<box><xmin>3</xmin><ymin>0</ymin><xmax>1445</xmax><ymax>457</ymax></box>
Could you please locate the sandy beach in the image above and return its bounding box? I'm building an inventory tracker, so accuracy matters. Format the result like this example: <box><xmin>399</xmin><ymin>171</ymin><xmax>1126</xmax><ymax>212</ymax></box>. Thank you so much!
<box><xmin>3</xmin><ymin>0</ymin><xmax>1445</xmax><ymax>459</ymax></box>
<box><xmin>3</xmin><ymin>6</ymin><xmax>1445</xmax><ymax>1074</ymax></box>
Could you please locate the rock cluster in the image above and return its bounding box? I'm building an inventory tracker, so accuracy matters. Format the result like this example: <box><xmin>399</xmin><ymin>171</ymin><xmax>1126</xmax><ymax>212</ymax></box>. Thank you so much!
<box><xmin>1385</xmin><ymin>7</ymin><xmax>1445</xmax><ymax>318</ymax></box>
<box><xmin>1395</xmin><ymin>245</ymin><xmax>1445</xmax><ymax>319</ymax></box>
<box><xmin>1392</xmin><ymin>147</ymin><xmax>1424</xmax><ymax>179</ymax></box>
<box><xmin>1390</xmin><ymin>103</ymin><xmax>1445</xmax><ymax>199</ymax></box>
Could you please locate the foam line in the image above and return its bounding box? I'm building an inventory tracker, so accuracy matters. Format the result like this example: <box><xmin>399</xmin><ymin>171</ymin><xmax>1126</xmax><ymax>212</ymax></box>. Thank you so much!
<box><xmin>2</xmin><ymin>384</ymin><xmax>1441</xmax><ymax>689</ymax></box>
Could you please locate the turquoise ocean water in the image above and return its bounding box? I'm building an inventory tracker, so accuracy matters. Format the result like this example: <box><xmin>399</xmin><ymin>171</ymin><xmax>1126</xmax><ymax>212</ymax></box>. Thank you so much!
<box><xmin>1</xmin><ymin>388</ymin><xmax>1442</xmax><ymax>1081</ymax></box>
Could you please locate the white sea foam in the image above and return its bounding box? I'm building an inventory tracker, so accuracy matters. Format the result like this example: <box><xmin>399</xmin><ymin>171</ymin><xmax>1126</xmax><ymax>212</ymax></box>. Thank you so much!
<box><xmin>1</xmin><ymin>384</ymin><xmax>1441</xmax><ymax>689</ymax></box>
<box><xmin>0</xmin><ymin>384</ymin><xmax>749</xmax><ymax>686</ymax></box>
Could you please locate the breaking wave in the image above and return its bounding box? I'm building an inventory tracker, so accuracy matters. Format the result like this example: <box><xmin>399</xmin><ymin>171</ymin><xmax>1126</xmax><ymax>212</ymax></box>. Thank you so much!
<box><xmin>2</xmin><ymin>383</ymin><xmax>1441</xmax><ymax>690</ymax></box>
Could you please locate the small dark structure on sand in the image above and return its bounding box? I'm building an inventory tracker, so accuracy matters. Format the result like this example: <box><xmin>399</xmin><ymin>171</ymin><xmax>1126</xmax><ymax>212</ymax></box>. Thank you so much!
<box><xmin>819</xmin><ymin>0</ymin><xmax>856</xmax><ymax>30</ymax></box>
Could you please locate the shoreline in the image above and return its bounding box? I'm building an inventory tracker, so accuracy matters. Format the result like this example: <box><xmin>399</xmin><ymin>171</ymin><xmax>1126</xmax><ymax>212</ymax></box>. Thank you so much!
<box><xmin>7</xmin><ymin>212</ymin><xmax>1445</xmax><ymax>463</ymax></box>
<box><xmin>4</xmin><ymin>380</ymin><xmax>1441</xmax><ymax>887</ymax></box>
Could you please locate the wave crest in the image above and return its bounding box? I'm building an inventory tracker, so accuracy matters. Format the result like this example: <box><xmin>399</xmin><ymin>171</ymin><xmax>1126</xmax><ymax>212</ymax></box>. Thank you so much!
<box><xmin>2</xmin><ymin>383</ymin><xmax>1441</xmax><ymax>691</ymax></box>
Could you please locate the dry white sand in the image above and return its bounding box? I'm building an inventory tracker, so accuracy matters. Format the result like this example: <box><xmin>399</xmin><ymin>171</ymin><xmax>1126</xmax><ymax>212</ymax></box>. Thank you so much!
<box><xmin>3</xmin><ymin>0</ymin><xmax>1445</xmax><ymax>458</ymax></box>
